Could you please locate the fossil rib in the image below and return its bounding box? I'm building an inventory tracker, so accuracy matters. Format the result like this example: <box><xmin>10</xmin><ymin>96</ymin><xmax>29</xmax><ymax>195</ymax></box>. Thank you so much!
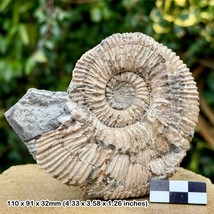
<box><xmin>5</xmin><ymin>32</ymin><xmax>199</xmax><ymax>199</ymax></box>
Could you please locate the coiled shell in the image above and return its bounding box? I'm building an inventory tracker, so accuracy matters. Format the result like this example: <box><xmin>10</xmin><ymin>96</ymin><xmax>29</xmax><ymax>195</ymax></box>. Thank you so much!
<box><xmin>32</xmin><ymin>33</ymin><xmax>199</xmax><ymax>199</ymax></box>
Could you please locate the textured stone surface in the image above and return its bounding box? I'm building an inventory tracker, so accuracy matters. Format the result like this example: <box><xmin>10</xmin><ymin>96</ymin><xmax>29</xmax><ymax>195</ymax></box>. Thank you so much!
<box><xmin>4</xmin><ymin>32</ymin><xmax>199</xmax><ymax>199</ymax></box>
<box><xmin>4</xmin><ymin>88</ymin><xmax>69</xmax><ymax>142</ymax></box>
<box><xmin>0</xmin><ymin>164</ymin><xmax>213</xmax><ymax>214</ymax></box>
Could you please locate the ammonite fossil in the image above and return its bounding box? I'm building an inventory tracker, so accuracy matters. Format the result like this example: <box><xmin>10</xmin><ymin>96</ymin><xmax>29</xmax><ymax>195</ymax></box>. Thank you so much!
<box><xmin>5</xmin><ymin>32</ymin><xmax>199</xmax><ymax>199</ymax></box>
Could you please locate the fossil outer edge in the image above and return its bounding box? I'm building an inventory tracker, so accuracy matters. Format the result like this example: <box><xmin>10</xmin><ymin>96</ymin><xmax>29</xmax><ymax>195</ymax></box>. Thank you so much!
<box><xmin>6</xmin><ymin>32</ymin><xmax>200</xmax><ymax>200</ymax></box>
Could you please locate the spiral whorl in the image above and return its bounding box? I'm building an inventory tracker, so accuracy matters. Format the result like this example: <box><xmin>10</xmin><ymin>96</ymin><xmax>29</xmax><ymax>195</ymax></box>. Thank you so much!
<box><xmin>32</xmin><ymin>32</ymin><xmax>199</xmax><ymax>199</ymax></box>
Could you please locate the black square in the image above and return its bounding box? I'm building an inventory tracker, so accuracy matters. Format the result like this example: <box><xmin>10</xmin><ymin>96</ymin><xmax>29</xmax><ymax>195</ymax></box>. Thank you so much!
<box><xmin>188</xmin><ymin>181</ymin><xmax>206</xmax><ymax>192</ymax></box>
<box><xmin>170</xmin><ymin>192</ymin><xmax>188</xmax><ymax>204</ymax></box>
<box><xmin>150</xmin><ymin>179</ymin><xmax>169</xmax><ymax>191</ymax></box>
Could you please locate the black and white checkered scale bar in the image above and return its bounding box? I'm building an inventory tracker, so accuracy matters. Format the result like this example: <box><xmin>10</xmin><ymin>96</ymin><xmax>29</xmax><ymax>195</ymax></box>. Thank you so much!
<box><xmin>150</xmin><ymin>180</ymin><xmax>207</xmax><ymax>204</ymax></box>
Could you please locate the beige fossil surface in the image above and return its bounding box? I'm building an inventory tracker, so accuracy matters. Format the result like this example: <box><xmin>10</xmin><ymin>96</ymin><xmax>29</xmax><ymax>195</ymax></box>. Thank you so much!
<box><xmin>5</xmin><ymin>33</ymin><xmax>199</xmax><ymax>199</ymax></box>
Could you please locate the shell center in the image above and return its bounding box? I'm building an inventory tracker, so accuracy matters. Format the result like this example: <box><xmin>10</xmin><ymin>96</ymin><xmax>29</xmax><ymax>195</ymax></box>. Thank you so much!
<box><xmin>106</xmin><ymin>81</ymin><xmax>135</xmax><ymax>110</ymax></box>
<box><xmin>102</xmin><ymin>71</ymin><xmax>151</xmax><ymax>127</ymax></box>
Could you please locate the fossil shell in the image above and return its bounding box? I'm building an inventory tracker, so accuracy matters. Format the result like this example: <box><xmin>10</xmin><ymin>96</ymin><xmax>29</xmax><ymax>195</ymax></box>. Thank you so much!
<box><xmin>6</xmin><ymin>32</ymin><xmax>199</xmax><ymax>199</ymax></box>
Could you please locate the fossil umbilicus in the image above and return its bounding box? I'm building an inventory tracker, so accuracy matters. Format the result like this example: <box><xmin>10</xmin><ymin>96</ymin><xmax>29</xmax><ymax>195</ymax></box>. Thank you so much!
<box><xmin>5</xmin><ymin>32</ymin><xmax>199</xmax><ymax>199</ymax></box>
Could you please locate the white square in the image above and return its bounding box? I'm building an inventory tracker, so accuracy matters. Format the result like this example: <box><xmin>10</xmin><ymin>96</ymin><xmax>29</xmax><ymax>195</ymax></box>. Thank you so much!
<box><xmin>169</xmin><ymin>180</ymin><xmax>188</xmax><ymax>192</ymax></box>
<box><xmin>150</xmin><ymin>191</ymin><xmax>169</xmax><ymax>203</ymax></box>
<box><xmin>188</xmin><ymin>192</ymin><xmax>207</xmax><ymax>204</ymax></box>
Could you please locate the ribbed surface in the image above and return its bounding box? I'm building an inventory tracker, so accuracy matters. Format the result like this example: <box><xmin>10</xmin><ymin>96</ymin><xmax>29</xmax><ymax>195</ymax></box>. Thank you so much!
<box><xmin>35</xmin><ymin>32</ymin><xmax>199</xmax><ymax>199</ymax></box>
